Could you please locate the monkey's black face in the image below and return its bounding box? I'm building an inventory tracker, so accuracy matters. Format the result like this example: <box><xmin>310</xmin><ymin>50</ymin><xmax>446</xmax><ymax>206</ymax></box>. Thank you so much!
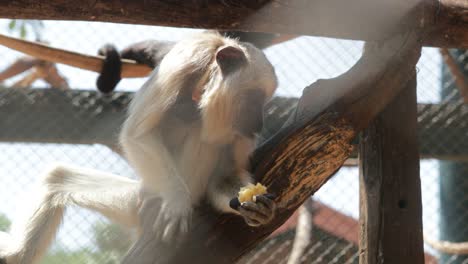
<box><xmin>235</xmin><ymin>89</ymin><xmax>266</xmax><ymax>138</ymax></box>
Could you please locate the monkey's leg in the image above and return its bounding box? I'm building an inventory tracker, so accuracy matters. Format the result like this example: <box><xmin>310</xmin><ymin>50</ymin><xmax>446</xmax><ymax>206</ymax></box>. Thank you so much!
<box><xmin>0</xmin><ymin>164</ymin><xmax>139</xmax><ymax>264</ymax></box>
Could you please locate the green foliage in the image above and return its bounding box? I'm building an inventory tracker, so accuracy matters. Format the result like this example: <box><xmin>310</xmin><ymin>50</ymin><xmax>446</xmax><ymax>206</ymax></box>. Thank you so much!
<box><xmin>0</xmin><ymin>213</ymin><xmax>11</xmax><ymax>232</ymax></box>
<box><xmin>41</xmin><ymin>247</ymin><xmax>131</xmax><ymax>264</ymax></box>
<box><xmin>39</xmin><ymin>221</ymin><xmax>132</xmax><ymax>264</ymax></box>
<box><xmin>40</xmin><ymin>249</ymin><xmax>96</xmax><ymax>264</ymax></box>
<box><xmin>12</xmin><ymin>218</ymin><xmax>134</xmax><ymax>264</ymax></box>
<box><xmin>93</xmin><ymin>222</ymin><xmax>132</xmax><ymax>256</ymax></box>
<box><xmin>7</xmin><ymin>19</ymin><xmax>44</xmax><ymax>39</ymax></box>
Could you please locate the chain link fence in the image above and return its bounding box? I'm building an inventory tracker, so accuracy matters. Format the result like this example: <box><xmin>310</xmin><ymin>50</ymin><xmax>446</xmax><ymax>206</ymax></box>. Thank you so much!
<box><xmin>0</xmin><ymin>19</ymin><xmax>466</xmax><ymax>263</ymax></box>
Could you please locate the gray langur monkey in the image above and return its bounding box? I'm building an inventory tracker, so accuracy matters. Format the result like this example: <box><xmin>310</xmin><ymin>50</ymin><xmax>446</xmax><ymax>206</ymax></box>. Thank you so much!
<box><xmin>0</xmin><ymin>31</ymin><xmax>278</xmax><ymax>264</ymax></box>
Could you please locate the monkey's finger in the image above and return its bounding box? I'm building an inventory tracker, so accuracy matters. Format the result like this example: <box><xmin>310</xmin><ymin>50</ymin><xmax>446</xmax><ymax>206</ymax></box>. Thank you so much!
<box><xmin>179</xmin><ymin>218</ymin><xmax>190</xmax><ymax>234</ymax></box>
<box><xmin>229</xmin><ymin>197</ymin><xmax>241</xmax><ymax>210</ymax></box>
<box><xmin>153</xmin><ymin>213</ymin><xmax>163</xmax><ymax>231</ymax></box>
<box><xmin>162</xmin><ymin>221</ymin><xmax>178</xmax><ymax>242</ymax></box>
<box><xmin>153</xmin><ymin>221</ymin><xmax>166</xmax><ymax>240</ymax></box>
<box><xmin>241</xmin><ymin>202</ymin><xmax>269</xmax><ymax>217</ymax></box>
<box><xmin>153</xmin><ymin>210</ymin><xmax>170</xmax><ymax>235</ymax></box>
<box><xmin>254</xmin><ymin>195</ymin><xmax>276</xmax><ymax>211</ymax></box>
<box><xmin>250</xmin><ymin>198</ymin><xmax>271</xmax><ymax>217</ymax></box>
<box><xmin>239</xmin><ymin>203</ymin><xmax>268</xmax><ymax>222</ymax></box>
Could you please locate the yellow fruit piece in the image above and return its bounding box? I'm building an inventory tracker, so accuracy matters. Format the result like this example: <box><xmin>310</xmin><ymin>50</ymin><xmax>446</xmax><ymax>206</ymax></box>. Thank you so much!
<box><xmin>238</xmin><ymin>183</ymin><xmax>267</xmax><ymax>203</ymax></box>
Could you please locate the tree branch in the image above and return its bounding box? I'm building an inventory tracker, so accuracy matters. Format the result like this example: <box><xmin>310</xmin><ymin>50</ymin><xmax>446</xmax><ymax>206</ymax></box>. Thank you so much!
<box><xmin>0</xmin><ymin>0</ymin><xmax>465</xmax><ymax>48</ymax></box>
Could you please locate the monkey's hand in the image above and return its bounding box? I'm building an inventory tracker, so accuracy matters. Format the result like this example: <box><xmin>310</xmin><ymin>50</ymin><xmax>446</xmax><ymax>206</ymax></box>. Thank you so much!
<box><xmin>230</xmin><ymin>194</ymin><xmax>276</xmax><ymax>227</ymax></box>
<box><xmin>154</xmin><ymin>197</ymin><xmax>192</xmax><ymax>242</ymax></box>
<box><xmin>140</xmin><ymin>191</ymin><xmax>192</xmax><ymax>243</ymax></box>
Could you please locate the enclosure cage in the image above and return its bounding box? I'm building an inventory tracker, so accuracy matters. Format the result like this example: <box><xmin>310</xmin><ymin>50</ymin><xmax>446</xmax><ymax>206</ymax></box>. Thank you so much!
<box><xmin>0</xmin><ymin>19</ymin><xmax>466</xmax><ymax>264</ymax></box>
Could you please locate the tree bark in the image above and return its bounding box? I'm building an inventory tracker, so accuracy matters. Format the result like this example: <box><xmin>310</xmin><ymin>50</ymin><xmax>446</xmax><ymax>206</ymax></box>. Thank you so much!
<box><xmin>121</xmin><ymin>31</ymin><xmax>422</xmax><ymax>263</ymax></box>
<box><xmin>358</xmin><ymin>76</ymin><xmax>424</xmax><ymax>264</ymax></box>
<box><xmin>0</xmin><ymin>0</ymin><xmax>466</xmax><ymax>48</ymax></box>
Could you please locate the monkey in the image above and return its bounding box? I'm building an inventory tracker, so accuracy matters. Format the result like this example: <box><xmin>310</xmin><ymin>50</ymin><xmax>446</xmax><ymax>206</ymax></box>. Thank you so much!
<box><xmin>0</xmin><ymin>31</ymin><xmax>278</xmax><ymax>264</ymax></box>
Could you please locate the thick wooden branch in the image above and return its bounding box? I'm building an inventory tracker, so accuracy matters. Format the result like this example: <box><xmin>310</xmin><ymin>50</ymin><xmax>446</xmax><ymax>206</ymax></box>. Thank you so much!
<box><xmin>0</xmin><ymin>0</ymin><xmax>465</xmax><ymax>48</ymax></box>
<box><xmin>121</xmin><ymin>32</ymin><xmax>422</xmax><ymax>263</ymax></box>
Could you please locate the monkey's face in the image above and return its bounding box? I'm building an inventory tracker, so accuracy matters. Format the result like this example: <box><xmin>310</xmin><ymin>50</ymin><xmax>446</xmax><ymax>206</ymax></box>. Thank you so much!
<box><xmin>234</xmin><ymin>89</ymin><xmax>266</xmax><ymax>137</ymax></box>
<box><xmin>199</xmin><ymin>41</ymin><xmax>277</xmax><ymax>143</ymax></box>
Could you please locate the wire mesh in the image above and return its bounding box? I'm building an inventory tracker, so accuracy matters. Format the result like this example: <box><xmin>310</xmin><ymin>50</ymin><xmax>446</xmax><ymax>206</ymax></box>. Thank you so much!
<box><xmin>0</xmin><ymin>19</ymin><xmax>466</xmax><ymax>263</ymax></box>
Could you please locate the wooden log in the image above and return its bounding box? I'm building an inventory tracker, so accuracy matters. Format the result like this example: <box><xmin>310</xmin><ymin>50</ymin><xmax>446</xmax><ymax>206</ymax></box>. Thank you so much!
<box><xmin>358</xmin><ymin>76</ymin><xmax>424</xmax><ymax>263</ymax></box>
<box><xmin>120</xmin><ymin>31</ymin><xmax>422</xmax><ymax>263</ymax></box>
<box><xmin>0</xmin><ymin>0</ymin><xmax>465</xmax><ymax>48</ymax></box>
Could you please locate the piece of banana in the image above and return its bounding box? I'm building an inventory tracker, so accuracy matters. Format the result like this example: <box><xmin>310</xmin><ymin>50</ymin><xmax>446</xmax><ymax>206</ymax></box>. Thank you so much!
<box><xmin>238</xmin><ymin>183</ymin><xmax>267</xmax><ymax>203</ymax></box>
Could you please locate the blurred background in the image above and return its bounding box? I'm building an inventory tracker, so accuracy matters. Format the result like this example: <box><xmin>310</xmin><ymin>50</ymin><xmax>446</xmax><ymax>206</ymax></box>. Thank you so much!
<box><xmin>0</xmin><ymin>19</ymin><xmax>466</xmax><ymax>263</ymax></box>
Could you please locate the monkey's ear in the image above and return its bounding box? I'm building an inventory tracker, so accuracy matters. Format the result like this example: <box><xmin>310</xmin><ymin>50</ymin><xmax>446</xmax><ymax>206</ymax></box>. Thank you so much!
<box><xmin>216</xmin><ymin>46</ymin><xmax>246</xmax><ymax>75</ymax></box>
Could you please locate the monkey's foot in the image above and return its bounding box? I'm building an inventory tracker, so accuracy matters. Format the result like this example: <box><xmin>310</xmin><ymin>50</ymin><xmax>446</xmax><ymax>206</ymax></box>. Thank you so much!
<box><xmin>233</xmin><ymin>194</ymin><xmax>276</xmax><ymax>227</ymax></box>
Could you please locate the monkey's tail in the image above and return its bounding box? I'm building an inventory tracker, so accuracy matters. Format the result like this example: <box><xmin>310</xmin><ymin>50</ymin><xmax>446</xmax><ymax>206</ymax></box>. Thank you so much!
<box><xmin>96</xmin><ymin>44</ymin><xmax>122</xmax><ymax>93</ymax></box>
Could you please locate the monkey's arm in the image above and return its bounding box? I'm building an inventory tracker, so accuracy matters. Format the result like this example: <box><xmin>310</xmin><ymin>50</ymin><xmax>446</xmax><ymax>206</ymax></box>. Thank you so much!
<box><xmin>120</xmin><ymin>77</ymin><xmax>193</xmax><ymax>241</ymax></box>
<box><xmin>121</xmin><ymin>127</ymin><xmax>192</xmax><ymax>241</ymax></box>
<box><xmin>121</xmin><ymin>126</ymin><xmax>191</xmax><ymax>243</ymax></box>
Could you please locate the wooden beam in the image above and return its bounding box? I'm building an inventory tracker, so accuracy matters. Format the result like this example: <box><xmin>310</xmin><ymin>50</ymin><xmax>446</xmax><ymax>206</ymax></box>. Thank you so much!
<box><xmin>0</xmin><ymin>88</ymin><xmax>127</xmax><ymax>146</ymax></box>
<box><xmin>358</xmin><ymin>77</ymin><xmax>424</xmax><ymax>263</ymax></box>
<box><xmin>2</xmin><ymin>89</ymin><xmax>468</xmax><ymax>161</ymax></box>
<box><xmin>0</xmin><ymin>0</ymin><xmax>466</xmax><ymax>48</ymax></box>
